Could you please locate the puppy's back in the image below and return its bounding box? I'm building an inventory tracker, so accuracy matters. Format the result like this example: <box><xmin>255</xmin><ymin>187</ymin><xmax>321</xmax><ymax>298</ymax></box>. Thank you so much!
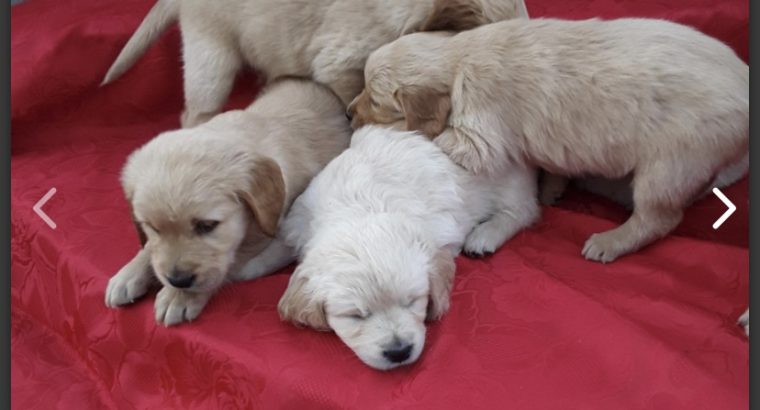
<box><xmin>450</xmin><ymin>18</ymin><xmax>748</xmax><ymax>173</ymax></box>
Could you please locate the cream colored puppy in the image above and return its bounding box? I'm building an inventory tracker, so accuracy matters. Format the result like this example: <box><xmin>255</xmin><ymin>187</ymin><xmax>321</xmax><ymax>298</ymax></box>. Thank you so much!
<box><xmin>104</xmin><ymin>79</ymin><xmax>352</xmax><ymax>326</ymax></box>
<box><xmin>244</xmin><ymin>126</ymin><xmax>539</xmax><ymax>369</ymax></box>
<box><xmin>349</xmin><ymin>18</ymin><xmax>749</xmax><ymax>263</ymax></box>
<box><xmin>102</xmin><ymin>0</ymin><xmax>528</xmax><ymax>128</ymax></box>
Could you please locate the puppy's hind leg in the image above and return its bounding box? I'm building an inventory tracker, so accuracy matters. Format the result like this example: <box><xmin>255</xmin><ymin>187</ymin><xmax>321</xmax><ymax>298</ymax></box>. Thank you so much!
<box><xmin>311</xmin><ymin>41</ymin><xmax>367</xmax><ymax>106</ymax></box>
<box><xmin>315</xmin><ymin>67</ymin><xmax>365</xmax><ymax>107</ymax></box>
<box><xmin>105</xmin><ymin>248</ymin><xmax>156</xmax><ymax>307</ymax></box>
<box><xmin>463</xmin><ymin>165</ymin><xmax>540</xmax><ymax>257</ymax></box>
<box><xmin>582</xmin><ymin>160</ymin><xmax>710</xmax><ymax>263</ymax></box>
<box><xmin>180</xmin><ymin>28</ymin><xmax>242</xmax><ymax>128</ymax></box>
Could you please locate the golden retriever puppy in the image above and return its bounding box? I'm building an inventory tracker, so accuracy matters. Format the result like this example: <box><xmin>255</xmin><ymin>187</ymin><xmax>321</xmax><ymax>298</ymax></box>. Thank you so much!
<box><xmin>104</xmin><ymin>79</ymin><xmax>352</xmax><ymax>326</ymax></box>
<box><xmin>102</xmin><ymin>0</ymin><xmax>528</xmax><ymax>128</ymax></box>
<box><xmin>245</xmin><ymin>126</ymin><xmax>538</xmax><ymax>369</ymax></box>
<box><xmin>348</xmin><ymin>18</ymin><xmax>749</xmax><ymax>263</ymax></box>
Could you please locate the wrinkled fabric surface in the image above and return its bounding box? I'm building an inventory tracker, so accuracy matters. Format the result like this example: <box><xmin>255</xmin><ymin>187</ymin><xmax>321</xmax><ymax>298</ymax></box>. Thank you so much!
<box><xmin>10</xmin><ymin>0</ymin><xmax>748</xmax><ymax>409</ymax></box>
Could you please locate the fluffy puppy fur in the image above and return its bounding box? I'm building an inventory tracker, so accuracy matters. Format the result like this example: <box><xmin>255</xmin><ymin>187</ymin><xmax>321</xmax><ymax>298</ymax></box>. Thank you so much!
<box><xmin>349</xmin><ymin>18</ymin><xmax>749</xmax><ymax>263</ymax></box>
<box><xmin>101</xmin><ymin>0</ymin><xmax>528</xmax><ymax>128</ymax></box>
<box><xmin>244</xmin><ymin>126</ymin><xmax>538</xmax><ymax>370</ymax></box>
<box><xmin>104</xmin><ymin>79</ymin><xmax>352</xmax><ymax>326</ymax></box>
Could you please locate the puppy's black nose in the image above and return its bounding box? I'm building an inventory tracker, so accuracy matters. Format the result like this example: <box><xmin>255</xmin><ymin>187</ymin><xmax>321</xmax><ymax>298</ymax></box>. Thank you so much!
<box><xmin>382</xmin><ymin>342</ymin><xmax>413</xmax><ymax>363</ymax></box>
<box><xmin>168</xmin><ymin>270</ymin><xmax>196</xmax><ymax>289</ymax></box>
<box><xmin>345</xmin><ymin>110</ymin><xmax>353</xmax><ymax>121</ymax></box>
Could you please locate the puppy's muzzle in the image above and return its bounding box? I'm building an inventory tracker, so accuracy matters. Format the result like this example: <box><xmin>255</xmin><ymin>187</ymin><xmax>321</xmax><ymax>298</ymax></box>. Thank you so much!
<box><xmin>382</xmin><ymin>339</ymin><xmax>413</xmax><ymax>363</ymax></box>
<box><xmin>167</xmin><ymin>269</ymin><xmax>196</xmax><ymax>289</ymax></box>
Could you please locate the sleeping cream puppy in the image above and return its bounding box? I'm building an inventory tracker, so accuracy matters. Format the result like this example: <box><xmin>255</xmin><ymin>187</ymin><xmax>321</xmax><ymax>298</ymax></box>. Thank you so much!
<box><xmin>104</xmin><ymin>79</ymin><xmax>352</xmax><ymax>326</ymax></box>
<box><xmin>101</xmin><ymin>0</ymin><xmax>528</xmax><ymax>128</ymax></box>
<box><xmin>348</xmin><ymin>18</ymin><xmax>749</xmax><ymax>263</ymax></box>
<box><xmin>243</xmin><ymin>126</ymin><xmax>539</xmax><ymax>370</ymax></box>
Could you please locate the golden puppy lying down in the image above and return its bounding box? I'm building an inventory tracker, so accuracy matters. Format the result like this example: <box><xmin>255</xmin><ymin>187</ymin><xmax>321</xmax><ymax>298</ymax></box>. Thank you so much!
<box><xmin>348</xmin><ymin>18</ymin><xmax>749</xmax><ymax>263</ymax></box>
<box><xmin>105</xmin><ymin>79</ymin><xmax>351</xmax><ymax>326</ymax></box>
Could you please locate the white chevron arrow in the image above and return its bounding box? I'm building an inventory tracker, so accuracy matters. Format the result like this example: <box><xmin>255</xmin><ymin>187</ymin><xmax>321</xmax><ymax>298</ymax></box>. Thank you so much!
<box><xmin>712</xmin><ymin>188</ymin><xmax>736</xmax><ymax>230</ymax></box>
<box><xmin>33</xmin><ymin>187</ymin><xmax>57</xmax><ymax>230</ymax></box>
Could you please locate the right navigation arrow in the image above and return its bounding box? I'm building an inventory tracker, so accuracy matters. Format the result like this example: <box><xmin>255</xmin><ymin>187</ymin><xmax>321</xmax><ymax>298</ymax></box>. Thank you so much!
<box><xmin>712</xmin><ymin>188</ymin><xmax>736</xmax><ymax>230</ymax></box>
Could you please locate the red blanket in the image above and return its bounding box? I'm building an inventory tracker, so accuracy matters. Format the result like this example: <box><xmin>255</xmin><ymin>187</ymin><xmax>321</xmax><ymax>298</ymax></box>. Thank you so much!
<box><xmin>11</xmin><ymin>0</ymin><xmax>748</xmax><ymax>408</ymax></box>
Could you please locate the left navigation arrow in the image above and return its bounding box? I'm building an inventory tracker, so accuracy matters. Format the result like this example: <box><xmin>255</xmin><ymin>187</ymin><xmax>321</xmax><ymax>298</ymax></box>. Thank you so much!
<box><xmin>33</xmin><ymin>187</ymin><xmax>57</xmax><ymax>229</ymax></box>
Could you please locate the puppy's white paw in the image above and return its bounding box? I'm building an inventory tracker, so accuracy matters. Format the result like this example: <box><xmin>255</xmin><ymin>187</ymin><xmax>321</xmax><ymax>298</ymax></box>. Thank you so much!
<box><xmin>154</xmin><ymin>286</ymin><xmax>210</xmax><ymax>326</ymax></box>
<box><xmin>463</xmin><ymin>219</ymin><xmax>508</xmax><ymax>258</ymax></box>
<box><xmin>582</xmin><ymin>232</ymin><xmax>625</xmax><ymax>263</ymax></box>
<box><xmin>105</xmin><ymin>260</ymin><xmax>154</xmax><ymax>308</ymax></box>
<box><xmin>738</xmin><ymin>309</ymin><xmax>749</xmax><ymax>337</ymax></box>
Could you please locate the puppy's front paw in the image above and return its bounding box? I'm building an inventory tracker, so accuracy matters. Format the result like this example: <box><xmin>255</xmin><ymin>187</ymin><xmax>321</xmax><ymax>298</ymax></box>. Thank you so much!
<box><xmin>463</xmin><ymin>220</ymin><xmax>506</xmax><ymax>258</ymax></box>
<box><xmin>105</xmin><ymin>261</ymin><xmax>154</xmax><ymax>308</ymax></box>
<box><xmin>582</xmin><ymin>232</ymin><xmax>626</xmax><ymax>263</ymax></box>
<box><xmin>434</xmin><ymin>129</ymin><xmax>485</xmax><ymax>174</ymax></box>
<box><xmin>738</xmin><ymin>309</ymin><xmax>749</xmax><ymax>337</ymax></box>
<box><xmin>154</xmin><ymin>287</ymin><xmax>210</xmax><ymax>326</ymax></box>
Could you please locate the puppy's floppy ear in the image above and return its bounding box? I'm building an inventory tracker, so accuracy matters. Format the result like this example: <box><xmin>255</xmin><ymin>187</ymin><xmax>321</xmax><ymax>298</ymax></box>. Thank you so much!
<box><xmin>421</xmin><ymin>0</ymin><xmax>485</xmax><ymax>32</ymax></box>
<box><xmin>240</xmin><ymin>157</ymin><xmax>286</xmax><ymax>237</ymax></box>
<box><xmin>278</xmin><ymin>265</ymin><xmax>329</xmax><ymax>331</ymax></box>
<box><xmin>426</xmin><ymin>248</ymin><xmax>456</xmax><ymax>321</ymax></box>
<box><xmin>124</xmin><ymin>185</ymin><xmax>147</xmax><ymax>247</ymax></box>
<box><xmin>122</xmin><ymin>160</ymin><xmax>147</xmax><ymax>247</ymax></box>
<box><xmin>131</xmin><ymin>207</ymin><xmax>147</xmax><ymax>247</ymax></box>
<box><xmin>394</xmin><ymin>86</ymin><xmax>451</xmax><ymax>138</ymax></box>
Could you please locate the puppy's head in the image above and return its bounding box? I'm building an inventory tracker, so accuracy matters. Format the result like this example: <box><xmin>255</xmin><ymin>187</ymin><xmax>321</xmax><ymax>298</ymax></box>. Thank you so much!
<box><xmin>122</xmin><ymin>130</ymin><xmax>285</xmax><ymax>293</ymax></box>
<box><xmin>278</xmin><ymin>215</ymin><xmax>455</xmax><ymax>370</ymax></box>
<box><xmin>347</xmin><ymin>33</ymin><xmax>454</xmax><ymax>139</ymax></box>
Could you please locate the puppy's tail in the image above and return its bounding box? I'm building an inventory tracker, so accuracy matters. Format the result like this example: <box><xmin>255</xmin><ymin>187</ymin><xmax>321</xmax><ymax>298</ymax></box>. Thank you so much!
<box><xmin>101</xmin><ymin>0</ymin><xmax>180</xmax><ymax>85</ymax></box>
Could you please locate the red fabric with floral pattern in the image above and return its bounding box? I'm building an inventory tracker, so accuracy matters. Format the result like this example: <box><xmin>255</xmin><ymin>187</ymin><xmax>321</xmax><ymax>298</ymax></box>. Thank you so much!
<box><xmin>11</xmin><ymin>0</ymin><xmax>748</xmax><ymax>408</ymax></box>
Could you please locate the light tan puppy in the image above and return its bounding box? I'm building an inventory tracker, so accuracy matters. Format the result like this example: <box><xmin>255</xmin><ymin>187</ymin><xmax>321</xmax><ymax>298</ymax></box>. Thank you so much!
<box><xmin>348</xmin><ymin>18</ymin><xmax>749</xmax><ymax>263</ymax></box>
<box><xmin>104</xmin><ymin>79</ymin><xmax>352</xmax><ymax>326</ymax></box>
<box><xmin>102</xmin><ymin>0</ymin><xmax>528</xmax><ymax>128</ymax></box>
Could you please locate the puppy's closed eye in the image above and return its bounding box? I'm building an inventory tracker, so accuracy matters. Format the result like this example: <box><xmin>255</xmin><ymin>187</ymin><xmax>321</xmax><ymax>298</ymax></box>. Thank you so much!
<box><xmin>348</xmin><ymin>311</ymin><xmax>372</xmax><ymax>320</ymax></box>
<box><xmin>405</xmin><ymin>296</ymin><xmax>426</xmax><ymax>309</ymax></box>
<box><xmin>193</xmin><ymin>219</ymin><xmax>220</xmax><ymax>235</ymax></box>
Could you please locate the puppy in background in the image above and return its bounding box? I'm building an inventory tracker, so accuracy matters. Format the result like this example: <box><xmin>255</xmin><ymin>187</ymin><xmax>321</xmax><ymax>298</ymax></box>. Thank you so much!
<box><xmin>244</xmin><ymin>126</ymin><xmax>539</xmax><ymax>369</ymax></box>
<box><xmin>349</xmin><ymin>18</ymin><xmax>748</xmax><ymax>263</ymax></box>
<box><xmin>105</xmin><ymin>79</ymin><xmax>352</xmax><ymax>326</ymax></box>
<box><xmin>102</xmin><ymin>0</ymin><xmax>528</xmax><ymax>128</ymax></box>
